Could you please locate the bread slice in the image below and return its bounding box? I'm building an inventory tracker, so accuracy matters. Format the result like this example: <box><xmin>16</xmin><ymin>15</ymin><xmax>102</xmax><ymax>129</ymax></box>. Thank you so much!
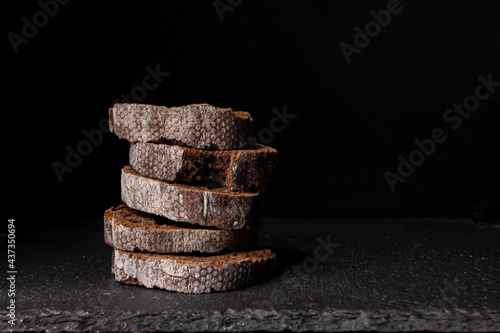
<box><xmin>109</xmin><ymin>103</ymin><xmax>254</xmax><ymax>150</ymax></box>
<box><xmin>129</xmin><ymin>142</ymin><xmax>277</xmax><ymax>193</ymax></box>
<box><xmin>121</xmin><ymin>165</ymin><xmax>257</xmax><ymax>229</ymax></box>
<box><xmin>104</xmin><ymin>204</ymin><xmax>259</xmax><ymax>253</ymax></box>
<box><xmin>111</xmin><ymin>248</ymin><xmax>276</xmax><ymax>293</ymax></box>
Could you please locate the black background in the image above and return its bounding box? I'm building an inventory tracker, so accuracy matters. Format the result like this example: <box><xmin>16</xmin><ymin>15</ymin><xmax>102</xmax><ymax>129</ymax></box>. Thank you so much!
<box><xmin>5</xmin><ymin>0</ymin><xmax>500</xmax><ymax>230</ymax></box>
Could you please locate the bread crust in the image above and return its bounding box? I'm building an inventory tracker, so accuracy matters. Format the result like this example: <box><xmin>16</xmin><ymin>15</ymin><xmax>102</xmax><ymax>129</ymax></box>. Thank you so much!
<box><xmin>109</xmin><ymin>103</ymin><xmax>254</xmax><ymax>150</ymax></box>
<box><xmin>104</xmin><ymin>204</ymin><xmax>260</xmax><ymax>253</ymax></box>
<box><xmin>129</xmin><ymin>142</ymin><xmax>277</xmax><ymax>193</ymax></box>
<box><xmin>120</xmin><ymin>165</ymin><xmax>258</xmax><ymax>229</ymax></box>
<box><xmin>112</xmin><ymin>248</ymin><xmax>276</xmax><ymax>293</ymax></box>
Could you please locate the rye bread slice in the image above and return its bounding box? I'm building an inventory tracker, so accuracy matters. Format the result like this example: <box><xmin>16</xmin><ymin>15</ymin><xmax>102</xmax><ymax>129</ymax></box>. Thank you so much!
<box><xmin>104</xmin><ymin>204</ymin><xmax>259</xmax><ymax>253</ymax></box>
<box><xmin>129</xmin><ymin>142</ymin><xmax>277</xmax><ymax>193</ymax></box>
<box><xmin>111</xmin><ymin>248</ymin><xmax>276</xmax><ymax>293</ymax></box>
<box><xmin>109</xmin><ymin>103</ymin><xmax>254</xmax><ymax>150</ymax></box>
<box><xmin>121</xmin><ymin>165</ymin><xmax>257</xmax><ymax>229</ymax></box>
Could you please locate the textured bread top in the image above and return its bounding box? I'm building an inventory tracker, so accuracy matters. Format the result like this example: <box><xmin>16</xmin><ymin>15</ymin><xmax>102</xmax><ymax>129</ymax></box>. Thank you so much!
<box><xmin>104</xmin><ymin>204</ymin><xmax>259</xmax><ymax>253</ymax></box>
<box><xmin>129</xmin><ymin>142</ymin><xmax>277</xmax><ymax>193</ymax></box>
<box><xmin>109</xmin><ymin>103</ymin><xmax>254</xmax><ymax>150</ymax></box>
<box><xmin>112</xmin><ymin>248</ymin><xmax>276</xmax><ymax>293</ymax></box>
<box><xmin>121</xmin><ymin>165</ymin><xmax>258</xmax><ymax>229</ymax></box>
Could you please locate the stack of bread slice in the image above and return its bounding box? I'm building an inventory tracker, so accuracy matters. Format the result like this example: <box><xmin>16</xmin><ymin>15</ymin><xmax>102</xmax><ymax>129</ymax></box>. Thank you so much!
<box><xmin>104</xmin><ymin>103</ymin><xmax>278</xmax><ymax>293</ymax></box>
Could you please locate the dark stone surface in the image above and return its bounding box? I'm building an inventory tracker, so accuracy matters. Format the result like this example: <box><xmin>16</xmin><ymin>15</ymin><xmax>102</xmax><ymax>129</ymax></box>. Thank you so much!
<box><xmin>1</xmin><ymin>218</ymin><xmax>499</xmax><ymax>331</ymax></box>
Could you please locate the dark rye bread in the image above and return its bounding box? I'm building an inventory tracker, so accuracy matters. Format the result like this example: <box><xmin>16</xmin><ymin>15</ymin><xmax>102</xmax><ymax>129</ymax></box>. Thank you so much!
<box><xmin>109</xmin><ymin>103</ymin><xmax>254</xmax><ymax>150</ymax></box>
<box><xmin>112</xmin><ymin>248</ymin><xmax>276</xmax><ymax>293</ymax></box>
<box><xmin>129</xmin><ymin>142</ymin><xmax>277</xmax><ymax>193</ymax></box>
<box><xmin>121</xmin><ymin>165</ymin><xmax>257</xmax><ymax>229</ymax></box>
<box><xmin>104</xmin><ymin>204</ymin><xmax>259</xmax><ymax>253</ymax></box>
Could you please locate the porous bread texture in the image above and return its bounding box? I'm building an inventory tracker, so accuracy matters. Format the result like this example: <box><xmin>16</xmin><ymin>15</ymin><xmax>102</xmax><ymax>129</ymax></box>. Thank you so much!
<box><xmin>120</xmin><ymin>166</ymin><xmax>257</xmax><ymax>229</ymax></box>
<box><xmin>104</xmin><ymin>204</ymin><xmax>260</xmax><ymax>253</ymax></box>
<box><xmin>129</xmin><ymin>142</ymin><xmax>277</xmax><ymax>193</ymax></box>
<box><xmin>112</xmin><ymin>248</ymin><xmax>276</xmax><ymax>293</ymax></box>
<box><xmin>109</xmin><ymin>103</ymin><xmax>254</xmax><ymax>150</ymax></box>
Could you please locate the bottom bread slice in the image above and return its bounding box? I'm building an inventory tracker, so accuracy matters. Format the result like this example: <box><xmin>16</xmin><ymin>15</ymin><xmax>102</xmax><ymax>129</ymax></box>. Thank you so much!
<box><xmin>112</xmin><ymin>248</ymin><xmax>276</xmax><ymax>293</ymax></box>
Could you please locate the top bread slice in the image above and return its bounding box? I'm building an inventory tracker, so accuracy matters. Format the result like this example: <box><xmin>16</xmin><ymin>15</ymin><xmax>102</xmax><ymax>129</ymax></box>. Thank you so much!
<box><xmin>109</xmin><ymin>103</ymin><xmax>254</xmax><ymax>150</ymax></box>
